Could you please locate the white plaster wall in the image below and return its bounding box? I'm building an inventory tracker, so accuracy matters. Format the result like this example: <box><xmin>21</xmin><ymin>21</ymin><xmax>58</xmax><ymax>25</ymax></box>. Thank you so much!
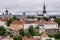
<box><xmin>44</xmin><ymin>24</ymin><xmax>58</xmax><ymax>29</ymax></box>
<box><xmin>24</xmin><ymin>23</ymin><xmax>38</xmax><ymax>30</ymax></box>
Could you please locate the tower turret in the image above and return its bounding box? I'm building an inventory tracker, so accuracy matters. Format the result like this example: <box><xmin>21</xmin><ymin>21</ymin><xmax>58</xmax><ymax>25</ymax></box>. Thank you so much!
<box><xmin>5</xmin><ymin>9</ymin><xmax>8</xmax><ymax>15</ymax></box>
<box><xmin>2</xmin><ymin>13</ymin><xmax>5</xmax><ymax>18</ymax></box>
<box><xmin>2</xmin><ymin>13</ymin><xmax>4</xmax><ymax>15</ymax></box>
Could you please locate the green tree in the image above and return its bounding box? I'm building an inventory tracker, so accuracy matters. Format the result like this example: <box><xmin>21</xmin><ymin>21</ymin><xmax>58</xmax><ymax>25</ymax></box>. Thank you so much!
<box><xmin>42</xmin><ymin>17</ymin><xmax>48</xmax><ymax>21</ymax></box>
<box><xmin>4</xmin><ymin>31</ymin><xmax>13</xmax><ymax>37</ymax></box>
<box><xmin>19</xmin><ymin>29</ymin><xmax>24</xmax><ymax>37</ymax></box>
<box><xmin>34</xmin><ymin>32</ymin><xmax>41</xmax><ymax>36</ymax></box>
<box><xmin>7</xmin><ymin>18</ymin><xmax>13</xmax><ymax>26</ymax></box>
<box><xmin>53</xmin><ymin>16</ymin><xmax>56</xmax><ymax>18</ymax></box>
<box><xmin>27</xmin><ymin>16</ymin><xmax>31</xmax><ymax>18</ymax></box>
<box><xmin>12</xmin><ymin>15</ymin><xmax>19</xmax><ymax>20</ymax></box>
<box><xmin>28</xmin><ymin>25</ymin><xmax>35</xmax><ymax>36</ymax></box>
<box><xmin>37</xmin><ymin>17</ymin><xmax>41</xmax><ymax>21</ymax></box>
<box><xmin>54</xmin><ymin>33</ymin><xmax>60</xmax><ymax>39</ymax></box>
<box><xmin>54</xmin><ymin>18</ymin><xmax>60</xmax><ymax>25</ymax></box>
<box><xmin>24</xmin><ymin>32</ymin><xmax>32</xmax><ymax>38</ymax></box>
<box><xmin>27</xmin><ymin>16</ymin><xmax>35</xmax><ymax>19</ymax></box>
<box><xmin>7</xmin><ymin>16</ymin><xmax>19</xmax><ymax>26</ymax></box>
<box><xmin>13</xmin><ymin>35</ymin><xmax>22</xmax><ymax>40</ymax></box>
<box><xmin>46</xmin><ymin>39</ymin><xmax>51</xmax><ymax>40</ymax></box>
<box><xmin>30</xmin><ymin>16</ymin><xmax>35</xmax><ymax>19</ymax></box>
<box><xmin>0</xmin><ymin>26</ymin><xmax>6</xmax><ymax>36</ymax></box>
<box><xmin>48</xmin><ymin>32</ymin><xmax>60</xmax><ymax>39</ymax></box>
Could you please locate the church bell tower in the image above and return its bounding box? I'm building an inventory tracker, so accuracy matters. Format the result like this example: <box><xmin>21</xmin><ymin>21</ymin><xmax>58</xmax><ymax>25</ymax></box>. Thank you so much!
<box><xmin>43</xmin><ymin>3</ymin><xmax>47</xmax><ymax>17</ymax></box>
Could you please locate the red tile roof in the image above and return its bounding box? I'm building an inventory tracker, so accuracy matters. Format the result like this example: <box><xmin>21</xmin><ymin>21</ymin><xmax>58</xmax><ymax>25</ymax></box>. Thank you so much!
<box><xmin>11</xmin><ymin>20</ymin><xmax>23</xmax><ymax>24</ymax></box>
<box><xmin>10</xmin><ymin>20</ymin><xmax>23</xmax><ymax>31</ymax></box>
<box><xmin>39</xmin><ymin>21</ymin><xmax>58</xmax><ymax>24</ymax></box>
<box><xmin>0</xmin><ymin>18</ymin><xmax>7</xmax><ymax>22</ymax></box>
<box><xmin>39</xmin><ymin>19</ymin><xmax>58</xmax><ymax>24</ymax></box>
<box><xmin>10</xmin><ymin>18</ymin><xmax>58</xmax><ymax>25</ymax></box>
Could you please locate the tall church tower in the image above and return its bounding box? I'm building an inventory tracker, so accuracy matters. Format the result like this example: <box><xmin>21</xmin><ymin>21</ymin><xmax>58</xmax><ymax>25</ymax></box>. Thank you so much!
<box><xmin>23</xmin><ymin>12</ymin><xmax>26</xmax><ymax>19</ymax></box>
<box><xmin>43</xmin><ymin>3</ymin><xmax>47</xmax><ymax>17</ymax></box>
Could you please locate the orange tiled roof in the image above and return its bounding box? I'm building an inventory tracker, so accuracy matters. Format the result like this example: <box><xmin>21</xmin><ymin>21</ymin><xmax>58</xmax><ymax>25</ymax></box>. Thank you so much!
<box><xmin>10</xmin><ymin>19</ymin><xmax>58</xmax><ymax>24</ymax></box>
<box><xmin>10</xmin><ymin>26</ymin><xmax>23</xmax><ymax>31</ymax></box>
<box><xmin>11</xmin><ymin>20</ymin><xmax>23</xmax><ymax>24</ymax></box>
<box><xmin>10</xmin><ymin>20</ymin><xmax>23</xmax><ymax>31</ymax></box>
<box><xmin>0</xmin><ymin>18</ymin><xmax>7</xmax><ymax>22</ymax></box>
<box><xmin>39</xmin><ymin>21</ymin><xmax>57</xmax><ymax>24</ymax></box>
<box><xmin>24</xmin><ymin>19</ymin><xmax>38</xmax><ymax>24</ymax></box>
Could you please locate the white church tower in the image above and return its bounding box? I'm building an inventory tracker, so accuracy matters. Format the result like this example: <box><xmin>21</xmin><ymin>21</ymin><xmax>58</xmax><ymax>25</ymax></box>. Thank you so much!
<box><xmin>37</xmin><ymin>3</ymin><xmax>47</xmax><ymax>18</ymax></box>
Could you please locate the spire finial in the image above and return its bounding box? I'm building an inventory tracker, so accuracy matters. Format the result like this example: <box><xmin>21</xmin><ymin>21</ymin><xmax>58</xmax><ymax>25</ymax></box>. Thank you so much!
<box><xmin>5</xmin><ymin>9</ymin><xmax>8</xmax><ymax>12</ymax></box>
<box><xmin>43</xmin><ymin>1</ymin><xmax>46</xmax><ymax>14</ymax></box>
<box><xmin>43</xmin><ymin>1</ymin><xmax>45</xmax><ymax>9</ymax></box>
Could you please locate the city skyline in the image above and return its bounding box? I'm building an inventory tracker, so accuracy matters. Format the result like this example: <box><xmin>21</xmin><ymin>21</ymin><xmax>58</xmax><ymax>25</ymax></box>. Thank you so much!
<box><xmin>0</xmin><ymin>0</ymin><xmax>60</xmax><ymax>15</ymax></box>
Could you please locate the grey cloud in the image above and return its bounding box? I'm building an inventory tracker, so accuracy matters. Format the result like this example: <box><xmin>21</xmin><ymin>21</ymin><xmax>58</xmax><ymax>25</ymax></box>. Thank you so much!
<box><xmin>0</xmin><ymin>0</ymin><xmax>60</xmax><ymax>15</ymax></box>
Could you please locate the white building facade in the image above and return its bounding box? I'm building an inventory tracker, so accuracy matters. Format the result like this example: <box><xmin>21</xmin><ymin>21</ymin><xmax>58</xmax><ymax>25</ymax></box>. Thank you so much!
<box><xmin>39</xmin><ymin>21</ymin><xmax>58</xmax><ymax>29</ymax></box>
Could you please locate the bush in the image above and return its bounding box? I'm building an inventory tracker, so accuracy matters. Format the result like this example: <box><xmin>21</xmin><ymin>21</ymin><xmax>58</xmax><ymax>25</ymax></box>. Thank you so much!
<box><xmin>24</xmin><ymin>32</ymin><xmax>32</xmax><ymax>38</ymax></box>
<box><xmin>7</xmin><ymin>18</ymin><xmax>13</xmax><ymax>26</ymax></box>
<box><xmin>46</xmin><ymin>39</ymin><xmax>51</xmax><ymax>40</ymax></box>
<box><xmin>0</xmin><ymin>26</ymin><xmax>6</xmax><ymax>36</ymax></box>
<box><xmin>54</xmin><ymin>18</ymin><xmax>60</xmax><ymax>26</ymax></box>
<box><xmin>48</xmin><ymin>32</ymin><xmax>60</xmax><ymax>39</ymax></box>
<box><xmin>4</xmin><ymin>31</ymin><xmax>13</xmax><ymax>37</ymax></box>
<box><xmin>28</xmin><ymin>25</ymin><xmax>35</xmax><ymax>36</ymax></box>
<box><xmin>42</xmin><ymin>17</ymin><xmax>49</xmax><ymax>21</ymax></box>
<box><xmin>19</xmin><ymin>29</ymin><xmax>24</xmax><ymax>37</ymax></box>
<box><xmin>13</xmin><ymin>35</ymin><xmax>22</xmax><ymax>40</ymax></box>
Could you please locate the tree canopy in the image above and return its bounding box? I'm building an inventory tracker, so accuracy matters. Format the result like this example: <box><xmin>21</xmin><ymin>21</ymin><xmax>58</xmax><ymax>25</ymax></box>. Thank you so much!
<box><xmin>0</xmin><ymin>26</ymin><xmax>6</xmax><ymax>36</ymax></box>
<box><xmin>19</xmin><ymin>29</ymin><xmax>24</xmax><ymax>37</ymax></box>
<box><xmin>7</xmin><ymin>18</ymin><xmax>13</xmax><ymax>26</ymax></box>
<box><xmin>7</xmin><ymin>16</ymin><xmax>19</xmax><ymax>26</ymax></box>
<box><xmin>54</xmin><ymin>18</ymin><xmax>60</xmax><ymax>25</ymax></box>
<box><xmin>13</xmin><ymin>35</ymin><xmax>22</xmax><ymax>40</ymax></box>
<box><xmin>28</xmin><ymin>25</ymin><xmax>35</xmax><ymax>36</ymax></box>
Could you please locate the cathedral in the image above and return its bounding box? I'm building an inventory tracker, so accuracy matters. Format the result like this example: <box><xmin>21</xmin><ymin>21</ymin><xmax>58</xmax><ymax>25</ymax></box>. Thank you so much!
<box><xmin>2</xmin><ymin>10</ymin><xmax>12</xmax><ymax>19</ymax></box>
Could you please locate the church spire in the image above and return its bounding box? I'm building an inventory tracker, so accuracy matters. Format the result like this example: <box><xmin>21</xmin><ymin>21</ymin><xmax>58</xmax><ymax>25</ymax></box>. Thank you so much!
<box><xmin>43</xmin><ymin>3</ymin><xmax>45</xmax><ymax>10</ymax></box>
<box><xmin>43</xmin><ymin>3</ymin><xmax>46</xmax><ymax>14</ymax></box>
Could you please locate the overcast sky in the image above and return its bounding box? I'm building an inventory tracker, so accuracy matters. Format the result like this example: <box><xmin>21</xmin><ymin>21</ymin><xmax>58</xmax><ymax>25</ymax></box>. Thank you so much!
<box><xmin>0</xmin><ymin>0</ymin><xmax>60</xmax><ymax>15</ymax></box>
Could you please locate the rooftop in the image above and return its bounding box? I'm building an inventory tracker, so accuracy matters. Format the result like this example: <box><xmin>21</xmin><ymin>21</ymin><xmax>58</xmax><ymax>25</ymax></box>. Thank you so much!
<box><xmin>11</xmin><ymin>20</ymin><xmax>23</xmax><ymax>24</ymax></box>
<box><xmin>0</xmin><ymin>18</ymin><xmax>8</xmax><ymax>22</ymax></box>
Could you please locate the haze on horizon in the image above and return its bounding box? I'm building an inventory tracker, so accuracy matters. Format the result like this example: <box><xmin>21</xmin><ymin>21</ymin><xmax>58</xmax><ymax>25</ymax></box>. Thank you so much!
<box><xmin>0</xmin><ymin>0</ymin><xmax>60</xmax><ymax>15</ymax></box>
